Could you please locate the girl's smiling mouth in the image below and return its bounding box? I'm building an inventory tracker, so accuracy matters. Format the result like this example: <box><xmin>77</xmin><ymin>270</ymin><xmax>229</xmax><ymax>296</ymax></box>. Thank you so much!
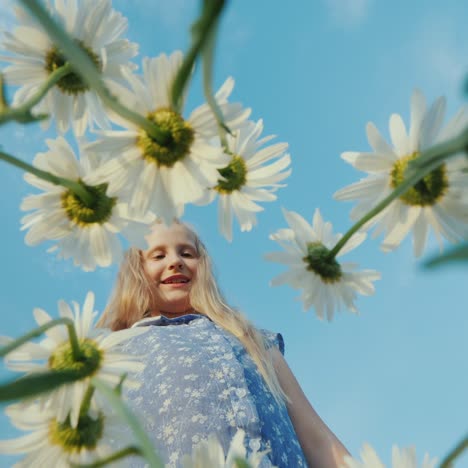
<box><xmin>161</xmin><ymin>274</ymin><xmax>190</xmax><ymax>285</ymax></box>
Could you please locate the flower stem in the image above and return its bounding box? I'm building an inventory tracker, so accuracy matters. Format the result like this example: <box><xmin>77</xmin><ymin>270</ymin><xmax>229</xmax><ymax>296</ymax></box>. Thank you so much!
<box><xmin>18</xmin><ymin>0</ymin><xmax>170</xmax><ymax>144</ymax></box>
<box><xmin>171</xmin><ymin>0</ymin><xmax>226</xmax><ymax>112</ymax></box>
<box><xmin>328</xmin><ymin>159</ymin><xmax>451</xmax><ymax>258</ymax></box>
<box><xmin>411</xmin><ymin>125</ymin><xmax>468</xmax><ymax>169</ymax></box>
<box><xmin>0</xmin><ymin>150</ymin><xmax>94</xmax><ymax>206</ymax></box>
<box><xmin>202</xmin><ymin>9</ymin><xmax>230</xmax><ymax>149</ymax></box>
<box><xmin>0</xmin><ymin>317</ymin><xmax>82</xmax><ymax>361</ymax></box>
<box><xmin>0</xmin><ymin>74</ymin><xmax>7</xmax><ymax>110</ymax></box>
<box><xmin>0</xmin><ymin>370</ymin><xmax>82</xmax><ymax>402</ymax></box>
<box><xmin>0</xmin><ymin>64</ymin><xmax>72</xmax><ymax>125</ymax></box>
<box><xmin>71</xmin><ymin>446</ymin><xmax>143</xmax><ymax>468</ymax></box>
<box><xmin>92</xmin><ymin>378</ymin><xmax>164</xmax><ymax>468</ymax></box>
<box><xmin>79</xmin><ymin>385</ymin><xmax>95</xmax><ymax>416</ymax></box>
<box><xmin>440</xmin><ymin>433</ymin><xmax>468</xmax><ymax>468</ymax></box>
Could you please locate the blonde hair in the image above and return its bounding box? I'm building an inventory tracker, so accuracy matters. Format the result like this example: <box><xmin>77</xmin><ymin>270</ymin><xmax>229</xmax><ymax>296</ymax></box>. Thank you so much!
<box><xmin>97</xmin><ymin>222</ymin><xmax>287</xmax><ymax>401</ymax></box>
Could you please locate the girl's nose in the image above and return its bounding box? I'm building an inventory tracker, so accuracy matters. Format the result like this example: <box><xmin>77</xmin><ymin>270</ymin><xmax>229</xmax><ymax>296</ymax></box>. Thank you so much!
<box><xmin>168</xmin><ymin>255</ymin><xmax>184</xmax><ymax>270</ymax></box>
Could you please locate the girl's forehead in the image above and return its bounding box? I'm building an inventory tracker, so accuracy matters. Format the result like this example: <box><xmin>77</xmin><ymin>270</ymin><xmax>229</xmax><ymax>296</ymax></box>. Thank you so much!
<box><xmin>145</xmin><ymin>224</ymin><xmax>197</xmax><ymax>249</ymax></box>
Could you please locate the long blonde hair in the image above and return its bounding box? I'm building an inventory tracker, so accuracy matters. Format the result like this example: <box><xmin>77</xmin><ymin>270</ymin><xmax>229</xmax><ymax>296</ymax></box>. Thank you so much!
<box><xmin>97</xmin><ymin>222</ymin><xmax>286</xmax><ymax>401</ymax></box>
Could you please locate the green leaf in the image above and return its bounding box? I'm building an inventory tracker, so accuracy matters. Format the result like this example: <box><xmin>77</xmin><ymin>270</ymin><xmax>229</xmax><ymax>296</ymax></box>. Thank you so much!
<box><xmin>424</xmin><ymin>243</ymin><xmax>468</xmax><ymax>268</ymax></box>
<box><xmin>0</xmin><ymin>370</ymin><xmax>82</xmax><ymax>402</ymax></box>
<box><xmin>91</xmin><ymin>378</ymin><xmax>164</xmax><ymax>468</ymax></box>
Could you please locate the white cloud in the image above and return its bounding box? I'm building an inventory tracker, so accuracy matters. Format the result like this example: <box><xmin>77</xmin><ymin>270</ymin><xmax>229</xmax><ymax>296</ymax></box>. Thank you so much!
<box><xmin>322</xmin><ymin>0</ymin><xmax>373</xmax><ymax>28</ymax></box>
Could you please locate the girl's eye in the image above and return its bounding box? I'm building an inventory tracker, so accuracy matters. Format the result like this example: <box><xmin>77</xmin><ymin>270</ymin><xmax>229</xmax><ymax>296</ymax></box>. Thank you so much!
<box><xmin>153</xmin><ymin>253</ymin><xmax>165</xmax><ymax>260</ymax></box>
<box><xmin>181</xmin><ymin>252</ymin><xmax>193</xmax><ymax>258</ymax></box>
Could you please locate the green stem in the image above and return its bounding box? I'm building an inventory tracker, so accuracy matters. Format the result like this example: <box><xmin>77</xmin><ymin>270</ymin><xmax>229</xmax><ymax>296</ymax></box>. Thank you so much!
<box><xmin>18</xmin><ymin>0</ymin><xmax>169</xmax><ymax>144</ymax></box>
<box><xmin>91</xmin><ymin>378</ymin><xmax>164</xmax><ymax>468</ymax></box>
<box><xmin>0</xmin><ymin>317</ymin><xmax>82</xmax><ymax>362</ymax></box>
<box><xmin>440</xmin><ymin>433</ymin><xmax>468</xmax><ymax>468</ymax></box>
<box><xmin>0</xmin><ymin>150</ymin><xmax>93</xmax><ymax>206</ymax></box>
<box><xmin>0</xmin><ymin>64</ymin><xmax>72</xmax><ymax>125</ymax></box>
<box><xmin>0</xmin><ymin>369</ymin><xmax>83</xmax><ymax>402</ymax></box>
<box><xmin>79</xmin><ymin>385</ymin><xmax>95</xmax><ymax>416</ymax></box>
<box><xmin>328</xmin><ymin>158</ymin><xmax>449</xmax><ymax>258</ymax></box>
<box><xmin>71</xmin><ymin>446</ymin><xmax>142</xmax><ymax>468</ymax></box>
<box><xmin>171</xmin><ymin>0</ymin><xmax>226</xmax><ymax>112</ymax></box>
<box><xmin>202</xmin><ymin>10</ymin><xmax>230</xmax><ymax>149</ymax></box>
<box><xmin>0</xmin><ymin>74</ymin><xmax>7</xmax><ymax>110</ymax></box>
<box><xmin>411</xmin><ymin>126</ymin><xmax>468</xmax><ymax>169</ymax></box>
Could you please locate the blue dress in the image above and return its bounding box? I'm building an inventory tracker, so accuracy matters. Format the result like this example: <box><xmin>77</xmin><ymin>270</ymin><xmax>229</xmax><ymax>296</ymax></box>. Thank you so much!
<box><xmin>120</xmin><ymin>314</ymin><xmax>307</xmax><ymax>467</ymax></box>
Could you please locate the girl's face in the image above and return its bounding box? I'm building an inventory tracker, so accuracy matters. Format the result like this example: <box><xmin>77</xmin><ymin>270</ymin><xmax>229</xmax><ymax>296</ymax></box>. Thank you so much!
<box><xmin>142</xmin><ymin>223</ymin><xmax>200</xmax><ymax>317</ymax></box>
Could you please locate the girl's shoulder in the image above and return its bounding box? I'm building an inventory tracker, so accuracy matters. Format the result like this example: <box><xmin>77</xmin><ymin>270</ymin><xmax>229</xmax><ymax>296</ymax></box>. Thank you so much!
<box><xmin>257</xmin><ymin>328</ymin><xmax>285</xmax><ymax>355</ymax></box>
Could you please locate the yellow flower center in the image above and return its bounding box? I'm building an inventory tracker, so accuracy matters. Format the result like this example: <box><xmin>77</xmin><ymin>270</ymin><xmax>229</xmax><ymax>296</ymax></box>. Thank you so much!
<box><xmin>137</xmin><ymin>108</ymin><xmax>194</xmax><ymax>167</ymax></box>
<box><xmin>61</xmin><ymin>181</ymin><xmax>116</xmax><ymax>226</ymax></box>
<box><xmin>215</xmin><ymin>155</ymin><xmax>247</xmax><ymax>193</ymax></box>
<box><xmin>303</xmin><ymin>242</ymin><xmax>342</xmax><ymax>283</ymax></box>
<box><xmin>44</xmin><ymin>41</ymin><xmax>101</xmax><ymax>95</ymax></box>
<box><xmin>49</xmin><ymin>413</ymin><xmax>104</xmax><ymax>453</ymax></box>
<box><xmin>49</xmin><ymin>338</ymin><xmax>102</xmax><ymax>378</ymax></box>
<box><xmin>390</xmin><ymin>152</ymin><xmax>449</xmax><ymax>206</ymax></box>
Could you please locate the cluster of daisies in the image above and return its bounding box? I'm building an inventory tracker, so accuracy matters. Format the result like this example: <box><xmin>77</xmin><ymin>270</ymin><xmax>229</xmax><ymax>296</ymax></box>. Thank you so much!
<box><xmin>0</xmin><ymin>292</ymin><xmax>149</xmax><ymax>465</ymax></box>
<box><xmin>2</xmin><ymin>0</ymin><xmax>468</xmax><ymax>324</ymax></box>
<box><xmin>0</xmin><ymin>1</ymin><xmax>462</xmax><ymax>465</ymax></box>
<box><xmin>2</xmin><ymin>0</ymin><xmax>291</xmax><ymax>273</ymax></box>
<box><xmin>267</xmin><ymin>90</ymin><xmax>468</xmax><ymax>320</ymax></box>
<box><xmin>2</xmin><ymin>0</ymin><xmax>467</xmax><ymax>326</ymax></box>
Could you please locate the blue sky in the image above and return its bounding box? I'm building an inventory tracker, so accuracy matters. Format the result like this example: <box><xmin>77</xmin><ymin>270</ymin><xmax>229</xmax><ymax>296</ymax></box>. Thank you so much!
<box><xmin>1</xmin><ymin>0</ymin><xmax>468</xmax><ymax>465</ymax></box>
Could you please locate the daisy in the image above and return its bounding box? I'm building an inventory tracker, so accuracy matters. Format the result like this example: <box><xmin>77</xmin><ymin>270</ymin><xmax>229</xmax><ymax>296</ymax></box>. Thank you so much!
<box><xmin>1</xmin><ymin>0</ymin><xmax>138</xmax><ymax>135</ymax></box>
<box><xmin>265</xmin><ymin>208</ymin><xmax>380</xmax><ymax>321</ymax></box>
<box><xmin>207</xmin><ymin>119</ymin><xmax>291</xmax><ymax>241</ymax></box>
<box><xmin>342</xmin><ymin>443</ymin><xmax>437</xmax><ymax>468</ymax></box>
<box><xmin>181</xmin><ymin>429</ymin><xmax>269</xmax><ymax>468</ymax></box>
<box><xmin>20</xmin><ymin>135</ymin><xmax>151</xmax><ymax>271</ymax></box>
<box><xmin>334</xmin><ymin>90</ymin><xmax>468</xmax><ymax>257</ymax></box>
<box><xmin>3</xmin><ymin>291</ymin><xmax>148</xmax><ymax>428</ymax></box>
<box><xmin>87</xmin><ymin>51</ymin><xmax>250</xmax><ymax>224</ymax></box>
<box><xmin>0</xmin><ymin>401</ymin><xmax>128</xmax><ymax>467</ymax></box>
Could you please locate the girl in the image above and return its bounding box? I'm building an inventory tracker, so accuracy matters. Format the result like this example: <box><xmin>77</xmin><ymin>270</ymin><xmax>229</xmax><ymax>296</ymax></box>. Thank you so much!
<box><xmin>98</xmin><ymin>221</ymin><xmax>349</xmax><ymax>467</ymax></box>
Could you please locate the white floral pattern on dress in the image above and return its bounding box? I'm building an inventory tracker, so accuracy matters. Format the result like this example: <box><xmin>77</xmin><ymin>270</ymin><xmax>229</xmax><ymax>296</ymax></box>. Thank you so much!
<box><xmin>117</xmin><ymin>314</ymin><xmax>307</xmax><ymax>468</ymax></box>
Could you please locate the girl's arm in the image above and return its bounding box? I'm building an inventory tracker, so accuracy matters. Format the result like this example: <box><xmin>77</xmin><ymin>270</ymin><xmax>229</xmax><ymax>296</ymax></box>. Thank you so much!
<box><xmin>271</xmin><ymin>348</ymin><xmax>350</xmax><ymax>468</ymax></box>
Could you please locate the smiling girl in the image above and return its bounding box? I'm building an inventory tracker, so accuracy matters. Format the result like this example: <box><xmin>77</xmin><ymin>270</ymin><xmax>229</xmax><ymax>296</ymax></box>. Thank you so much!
<box><xmin>98</xmin><ymin>221</ymin><xmax>349</xmax><ymax>467</ymax></box>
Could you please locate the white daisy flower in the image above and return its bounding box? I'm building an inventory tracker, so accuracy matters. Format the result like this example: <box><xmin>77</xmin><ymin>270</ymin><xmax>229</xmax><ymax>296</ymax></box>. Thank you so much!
<box><xmin>206</xmin><ymin>119</ymin><xmax>291</xmax><ymax>241</ymax></box>
<box><xmin>20</xmin><ymin>135</ymin><xmax>151</xmax><ymax>271</ymax></box>
<box><xmin>87</xmin><ymin>51</ymin><xmax>250</xmax><ymax>224</ymax></box>
<box><xmin>3</xmin><ymin>291</ymin><xmax>148</xmax><ymax>428</ymax></box>
<box><xmin>181</xmin><ymin>429</ymin><xmax>271</xmax><ymax>468</ymax></box>
<box><xmin>334</xmin><ymin>90</ymin><xmax>468</xmax><ymax>257</ymax></box>
<box><xmin>342</xmin><ymin>443</ymin><xmax>437</xmax><ymax>468</ymax></box>
<box><xmin>265</xmin><ymin>208</ymin><xmax>380</xmax><ymax>321</ymax></box>
<box><xmin>0</xmin><ymin>401</ymin><xmax>128</xmax><ymax>467</ymax></box>
<box><xmin>1</xmin><ymin>0</ymin><xmax>138</xmax><ymax>135</ymax></box>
